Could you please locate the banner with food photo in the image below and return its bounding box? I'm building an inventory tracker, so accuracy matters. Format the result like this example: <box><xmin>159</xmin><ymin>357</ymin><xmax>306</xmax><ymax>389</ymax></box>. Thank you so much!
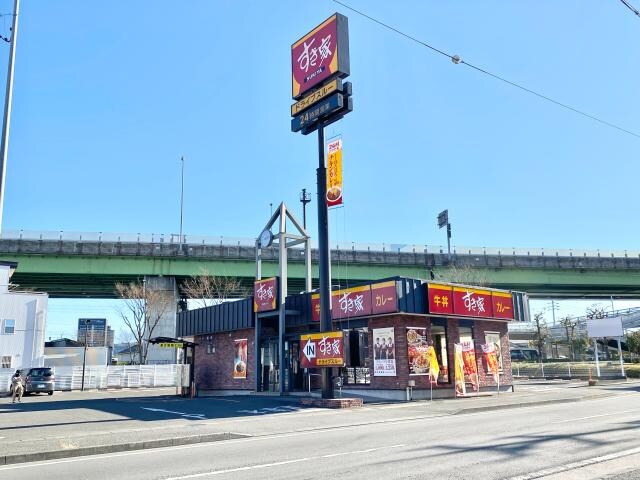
<box><xmin>233</xmin><ymin>339</ymin><xmax>248</xmax><ymax>379</ymax></box>
<box><xmin>454</xmin><ymin>343</ymin><xmax>466</xmax><ymax>397</ymax></box>
<box><xmin>481</xmin><ymin>343</ymin><xmax>500</xmax><ymax>384</ymax></box>
<box><xmin>460</xmin><ymin>340</ymin><xmax>479</xmax><ymax>391</ymax></box>
<box><xmin>406</xmin><ymin>327</ymin><xmax>429</xmax><ymax>375</ymax></box>
<box><xmin>426</xmin><ymin>345</ymin><xmax>440</xmax><ymax>384</ymax></box>
<box><xmin>484</xmin><ymin>332</ymin><xmax>503</xmax><ymax>372</ymax></box>
<box><xmin>326</xmin><ymin>137</ymin><xmax>343</xmax><ymax>207</ymax></box>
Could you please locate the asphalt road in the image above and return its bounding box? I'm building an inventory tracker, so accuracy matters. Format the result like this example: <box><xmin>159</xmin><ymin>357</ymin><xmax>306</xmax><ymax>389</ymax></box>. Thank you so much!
<box><xmin>2</xmin><ymin>388</ymin><xmax>640</xmax><ymax>479</ymax></box>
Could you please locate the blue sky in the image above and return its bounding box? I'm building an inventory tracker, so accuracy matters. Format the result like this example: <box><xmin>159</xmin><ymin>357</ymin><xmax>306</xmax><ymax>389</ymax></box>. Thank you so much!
<box><xmin>0</xmin><ymin>1</ymin><xmax>637</xmax><ymax>338</ymax></box>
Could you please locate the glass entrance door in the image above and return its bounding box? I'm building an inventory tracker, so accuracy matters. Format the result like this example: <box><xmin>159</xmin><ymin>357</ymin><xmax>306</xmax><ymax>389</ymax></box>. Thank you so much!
<box><xmin>260</xmin><ymin>339</ymin><xmax>279</xmax><ymax>392</ymax></box>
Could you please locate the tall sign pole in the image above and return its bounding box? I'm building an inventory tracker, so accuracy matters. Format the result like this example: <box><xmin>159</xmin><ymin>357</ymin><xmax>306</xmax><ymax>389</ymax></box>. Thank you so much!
<box><xmin>0</xmin><ymin>0</ymin><xmax>20</xmax><ymax>234</ymax></box>
<box><xmin>316</xmin><ymin>123</ymin><xmax>333</xmax><ymax>399</ymax></box>
<box><xmin>291</xmin><ymin>13</ymin><xmax>352</xmax><ymax>399</ymax></box>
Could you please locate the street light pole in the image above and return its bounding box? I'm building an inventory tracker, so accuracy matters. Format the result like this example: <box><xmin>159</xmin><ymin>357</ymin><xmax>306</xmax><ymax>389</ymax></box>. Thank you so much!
<box><xmin>0</xmin><ymin>0</ymin><xmax>20</xmax><ymax>234</ymax></box>
<box><xmin>179</xmin><ymin>156</ymin><xmax>184</xmax><ymax>244</ymax></box>
<box><xmin>300</xmin><ymin>188</ymin><xmax>311</xmax><ymax>229</ymax></box>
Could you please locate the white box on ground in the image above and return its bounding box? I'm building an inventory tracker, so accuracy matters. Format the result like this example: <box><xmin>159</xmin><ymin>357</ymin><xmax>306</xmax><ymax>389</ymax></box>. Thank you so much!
<box><xmin>586</xmin><ymin>316</ymin><xmax>623</xmax><ymax>338</ymax></box>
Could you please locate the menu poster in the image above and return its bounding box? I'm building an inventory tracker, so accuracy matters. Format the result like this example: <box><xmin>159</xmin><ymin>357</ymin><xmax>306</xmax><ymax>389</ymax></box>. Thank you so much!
<box><xmin>454</xmin><ymin>343</ymin><xmax>466</xmax><ymax>397</ymax></box>
<box><xmin>481</xmin><ymin>343</ymin><xmax>500</xmax><ymax>384</ymax></box>
<box><xmin>407</xmin><ymin>327</ymin><xmax>429</xmax><ymax>376</ymax></box>
<box><xmin>373</xmin><ymin>327</ymin><xmax>396</xmax><ymax>376</ymax></box>
<box><xmin>484</xmin><ymin>332</ymin><xmax>503</xmax><ymax>373</ymax></box>
<box><xmin>460</xmin><ymin>340</ymin><xmax>479</xmax><ymax>392</ymax></box>
<box><xmin>233</xmin><ymin>339</ymin><xmax>248</xmax><ymax>379</ymax></box>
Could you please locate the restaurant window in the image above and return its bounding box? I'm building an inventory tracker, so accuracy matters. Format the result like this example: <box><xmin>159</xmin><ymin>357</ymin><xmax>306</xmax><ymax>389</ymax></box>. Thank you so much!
<box><xmin>2</xmin><ymin>319</ymin><xmax>14</xmax><ymax>334</ymax></box>
<box><xmin>431</xmin><ymin>323</ymin><xmax>449</xmax><ymax>383</ymax></box>
<box><xmin>1</xmin><ymin>355</ymin><xmax>10</xmax><ymax>368</ymax></box>
<box><xmin>340</xmin><ymin>328</ymin><xmax>371</xmax><ymax>385</ymax></box>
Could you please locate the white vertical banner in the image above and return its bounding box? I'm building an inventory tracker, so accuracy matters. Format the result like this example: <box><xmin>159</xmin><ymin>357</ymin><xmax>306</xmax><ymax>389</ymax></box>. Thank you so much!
<box><xmin>373</xmin><ymin>327</ymin><xmax>396</xmax><ymax>376</ymax></box>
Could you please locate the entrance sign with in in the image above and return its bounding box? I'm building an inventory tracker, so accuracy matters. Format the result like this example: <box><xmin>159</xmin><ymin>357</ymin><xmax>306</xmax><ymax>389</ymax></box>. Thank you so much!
<box><xmin>300</xmin><ymin>331</ymin><xmax>345</xmax><ymax>368</ymax></box>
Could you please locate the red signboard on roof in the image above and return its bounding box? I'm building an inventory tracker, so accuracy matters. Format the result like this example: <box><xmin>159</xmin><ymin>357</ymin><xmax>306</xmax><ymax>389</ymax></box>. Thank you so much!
<box><xmin>291</xmin><ymin>13</ymin><xmax>350</xmax><ymax>99</ymax></box>
<box><xmin>331</xmin><ymin>285</ymin><xmax>372</xmax><ymax>320</ymax></box>
<box><xmin>452</xmin><ymin>286</ymin><xmax>494</xmax><ymax>318</ymax></box>
<box><xmin>311</xmin><ymin>293</ymin><xmax>320</xmax><ymax>322</ymax></box>
<box><xmin>491</xmin><ymin>291</ymin><xmax>514</xmax><ymax>320</ymax></box>
<box><xmin>427</xmin><ymin>283</ymin><xmax>454</xmax><ymax>315</ymax></box>
<box><xmin>371</xmin><ymin>281</ymin><xmax>398</xmax><ymax>315</ymax></box>
<box><xmin>253</xmin><ymin>277</ymin><xmax>277</xmax><ymax>313</ymax></box>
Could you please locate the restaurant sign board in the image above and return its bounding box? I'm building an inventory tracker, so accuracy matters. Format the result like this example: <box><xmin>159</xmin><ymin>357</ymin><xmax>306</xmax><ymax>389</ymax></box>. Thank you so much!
<box><xmin>427</xmin><ymin>283</ymin><xmax>514</xmax><ymax>320</ymax></box>
<box><xmin>291</xmin><ymin>13</ymin><xmax>350</xmax><ymax>99</ymax></box>
<box><xmin>253</xmin><ymin>277</ymin><xmax>277</xmax><ymax>313</ymax></box>
<box><xmin>300</xmin><ymin>331</ymin><xmax>345</xmax><ymax>368</ymax></box>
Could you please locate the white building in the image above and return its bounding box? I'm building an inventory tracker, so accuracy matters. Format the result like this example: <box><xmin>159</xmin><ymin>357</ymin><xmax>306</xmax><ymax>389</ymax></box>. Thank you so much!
<box><xmin>0</xmin><ymin>261</ymin><xmax>48</xmax><ymax>370</ymax></box>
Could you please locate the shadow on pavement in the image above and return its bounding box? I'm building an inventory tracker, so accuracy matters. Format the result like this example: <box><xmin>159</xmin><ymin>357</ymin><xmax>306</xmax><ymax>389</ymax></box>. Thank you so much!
<box><xmin>0</xmin><ymin>393</ymin><xmax>313</xmax><ymax>430</ymax></box>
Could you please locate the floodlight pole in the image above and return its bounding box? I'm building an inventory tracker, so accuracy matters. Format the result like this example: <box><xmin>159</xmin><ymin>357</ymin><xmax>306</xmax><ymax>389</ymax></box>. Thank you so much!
<box><xmin>0</xmin><ymin>0</ymin><xmax>20</xmax><ymax>234</ymax></box>
<box><xmin>316</xmin><ymin>122</ymin><xmax>333</xmax><ymax>400</ymax></box>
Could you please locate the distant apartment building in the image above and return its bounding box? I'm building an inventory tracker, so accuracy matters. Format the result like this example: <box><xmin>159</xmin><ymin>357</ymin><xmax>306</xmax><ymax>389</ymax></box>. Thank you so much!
<box><xmin>0</xmin><ymin>261</ymin><xmax>48</xmax><ymax>370</ymax></box>
<box><xmin>77</xmin><ymin>318</ymin><xmax>114</xmax><ymax>347</ymax></box>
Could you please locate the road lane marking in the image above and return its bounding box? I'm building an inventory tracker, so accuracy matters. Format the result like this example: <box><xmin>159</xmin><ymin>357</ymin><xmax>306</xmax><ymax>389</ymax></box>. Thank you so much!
<box><xmin>506</xmin><ymin>446</ymin><xmax>640</xmax><ymax>480</ymax></box>
<box><xmin>555</xmin><ymin>408</ymin><xmax>640</xmax><ymax>423</ymax></box>
<box><xmin>163</xmin><ymin>444</ymin><xmax>407</xmax><ymax>479</ymax></box>
<box><xmin>141</xmin><ymin>407</ymin><xmax>206</xmax><ymax>419</ymax></box>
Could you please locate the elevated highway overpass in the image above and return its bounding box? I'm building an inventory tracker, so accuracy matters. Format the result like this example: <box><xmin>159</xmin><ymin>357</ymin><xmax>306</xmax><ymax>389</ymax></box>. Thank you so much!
<box><xmin>0</xmin><ymin>231</ymin><xmax>639</xmax><ymax>299</ymax></box>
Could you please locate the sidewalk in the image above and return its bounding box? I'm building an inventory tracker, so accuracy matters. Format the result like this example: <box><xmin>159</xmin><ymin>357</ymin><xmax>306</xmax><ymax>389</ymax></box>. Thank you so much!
<box><xmin>1</xmin><ymin>380</ymin><xmax>637</xmax><ymax>466</ymax></box>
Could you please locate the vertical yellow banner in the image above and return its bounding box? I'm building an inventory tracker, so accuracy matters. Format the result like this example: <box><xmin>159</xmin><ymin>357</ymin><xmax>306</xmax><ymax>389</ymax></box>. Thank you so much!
<box><xmin>326</xmin><ymin>137</ymin><xmax>343</xmax><ymax>207</ymax></box>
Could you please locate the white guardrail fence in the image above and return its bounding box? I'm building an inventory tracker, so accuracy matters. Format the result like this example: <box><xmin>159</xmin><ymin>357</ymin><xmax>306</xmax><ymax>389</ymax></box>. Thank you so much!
<box><xmin>0</xmin><ymin>364</ymin><xmax>189</xmax><ymax>393</ymax></box>
<box><xmin>1</xmin><ymin>229</ymin><xmax>639</xmax><ymax>258</ymax></box>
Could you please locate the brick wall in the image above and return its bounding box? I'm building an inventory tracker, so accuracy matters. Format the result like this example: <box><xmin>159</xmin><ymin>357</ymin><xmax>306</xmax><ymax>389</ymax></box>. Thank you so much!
<box><xmin>364</xmin><ymin>315</ymin><xmax>512</xmax><ymax>391</ymax></box>
<box><xmin>195</xmin><ymin>329</ymin><xmax>255</xmax><ymax>391</ymax></box>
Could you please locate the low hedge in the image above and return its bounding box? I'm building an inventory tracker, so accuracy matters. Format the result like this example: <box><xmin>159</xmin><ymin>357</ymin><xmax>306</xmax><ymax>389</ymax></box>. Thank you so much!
<box><xmin>625</xmin><ymin>364</ymin><xmax>640</xmax><ymax>378</ymax></box>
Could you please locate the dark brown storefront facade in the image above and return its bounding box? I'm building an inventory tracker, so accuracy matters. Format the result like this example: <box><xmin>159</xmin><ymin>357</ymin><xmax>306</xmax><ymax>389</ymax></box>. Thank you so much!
<box><xmin>177</xmin><ymin>277</ymin><xmax>526</xmax><ymax>401</ymax></box>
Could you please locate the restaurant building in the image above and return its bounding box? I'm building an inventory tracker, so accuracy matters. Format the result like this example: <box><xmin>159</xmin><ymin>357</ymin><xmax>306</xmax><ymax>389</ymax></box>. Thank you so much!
<box><xmin>177</xmin><ymin>277</ymin><xmax>527</xmax><ymax>400</ymax></box>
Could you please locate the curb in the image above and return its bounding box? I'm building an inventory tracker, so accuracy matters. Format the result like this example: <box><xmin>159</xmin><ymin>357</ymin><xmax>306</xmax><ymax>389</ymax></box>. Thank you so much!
<box><xmin>0</xmin><ymin>432</ymin><xmax>249</xmax><ymax>466</ymax></box>
<box><xmin>453</xmin><ymin>393</ymin><xmax>613</xmax><ymax>415</ymax></box>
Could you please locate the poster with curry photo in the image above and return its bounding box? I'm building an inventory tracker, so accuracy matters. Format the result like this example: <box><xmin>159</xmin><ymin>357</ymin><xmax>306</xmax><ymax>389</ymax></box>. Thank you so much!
<box><xmin>233</xmin><ymin>338</ymin><xmax>248</xmax><ymax>379</ymax></box>
<box><xmin>406</xmin><ymin>327</ymin><xmax>430</xmax><ymax>375</ymax></box>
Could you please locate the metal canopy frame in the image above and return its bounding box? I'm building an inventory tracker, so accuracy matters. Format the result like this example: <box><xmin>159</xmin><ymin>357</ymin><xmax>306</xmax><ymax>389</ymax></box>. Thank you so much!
<box><xmin>255</xmin><ymin>202</ymin><xmax>312</xmax><ymax>395</ymax></box>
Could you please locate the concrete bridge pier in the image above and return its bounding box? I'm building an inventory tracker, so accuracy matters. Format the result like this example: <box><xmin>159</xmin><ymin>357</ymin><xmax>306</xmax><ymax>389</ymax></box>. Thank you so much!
<box><xmin>144</xmin><ymin>276</ymin><xmax>178</xmax><ymax>364</ymax></box>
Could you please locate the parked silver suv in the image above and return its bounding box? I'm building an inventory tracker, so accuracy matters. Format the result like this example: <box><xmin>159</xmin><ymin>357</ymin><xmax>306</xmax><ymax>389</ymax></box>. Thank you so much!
<box><xmin>24</xmin><ymin>367</ymin><xmax>55</xmax><ymax>395</ymax></box>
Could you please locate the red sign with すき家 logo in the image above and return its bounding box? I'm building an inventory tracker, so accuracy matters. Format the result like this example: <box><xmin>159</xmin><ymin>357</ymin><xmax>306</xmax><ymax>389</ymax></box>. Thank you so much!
<box><xmin>452</xmin><ymin>287</ymin><xmax>493</xmax><ymax>318</ymax></box>
<box><xmin>331</xmin><ymin>285</ymin><xmax>372</xmax><ymax>320</ymax></box>
<box><xmin>291</xmin><ymin>13</ymin><xmax>350</xmax><ymax>99</ymax></box>
<box><xmin>253</xmin><ymin>277</ymin><xmax>277</xmax><ymax>313</ymax></box>
<box><xmin>300</xmin><ymin>331</ymin><xmax>345</xmax><ymax>368</ymax></box>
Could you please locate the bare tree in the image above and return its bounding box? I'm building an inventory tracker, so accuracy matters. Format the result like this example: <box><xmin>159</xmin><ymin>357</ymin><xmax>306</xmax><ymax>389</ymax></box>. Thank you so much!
<box><xmin>180</xmin><ymin>270</ymin><xmax>248</xmax><ymax>309</ymax></box>
<box><xmin>437</xmin><ymin>264</ymin><xmax>488</xmax><ymax>287</ymax></box>
<box><xmin>586</xmin><ymin>304</ymin><xmax>607</xmax><ymax>319</ymax></box>
<box><xmin>115</xmin><ymin>282</ymin><xmax>172</xmax><ymax>364</ymax></box>
<box><xmin>530</xmin><ymin>312</ymin><xmax>549</xmax><ymax>360</ymax></box>
<box><xmin>116</xmin><ymin>329</ymin><xmax>138</xmax><ymax>365</ymax></box>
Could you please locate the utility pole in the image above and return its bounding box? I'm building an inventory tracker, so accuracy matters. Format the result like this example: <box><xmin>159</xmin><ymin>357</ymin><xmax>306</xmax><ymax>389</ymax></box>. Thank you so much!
<box><xmin>81</xmin><ymin>319</ymin><xmax>90</xmax><ymax>391</ymax></box>
<box><xmin>0</xmin><ymin>0</ymin><xmax>20</xmax><ymax>234</ymax></box>
<box><xmin>179</xmin><ymin>156</ymin><xmax>184</xmax><ymax>243</ymax></box>
<box><xmin>299</xmin><ymin>188</ymin><xmax>311</xmax><ymax>229</ymax></box>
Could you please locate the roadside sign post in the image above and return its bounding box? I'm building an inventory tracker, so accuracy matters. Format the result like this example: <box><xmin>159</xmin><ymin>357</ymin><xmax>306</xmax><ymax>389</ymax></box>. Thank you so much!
<box><xmin>291</xmin><ymin>13</ymin><xmax>353</xmax><ymax>399</ymax></box>
<box><xmin>617</xmin><ymin>337</ymin><xmax>625</xmax><ymax>377</ymax></box>
<box><xmin>593</xmin><ymin>339</ymin><xmax>601</xmax><ymax>377</ymax></box>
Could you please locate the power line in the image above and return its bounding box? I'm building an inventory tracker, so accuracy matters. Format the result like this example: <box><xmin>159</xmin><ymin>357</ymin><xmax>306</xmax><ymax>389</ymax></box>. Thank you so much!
<box><xmin>332</xmin><ymin>0</ymin><xmax>640</xmax><ymax>140</ymax></box>
<box><xmin>620</xmin><ymin>0</ymin><xmax>640</xmax><ymax>18</ymax></box>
